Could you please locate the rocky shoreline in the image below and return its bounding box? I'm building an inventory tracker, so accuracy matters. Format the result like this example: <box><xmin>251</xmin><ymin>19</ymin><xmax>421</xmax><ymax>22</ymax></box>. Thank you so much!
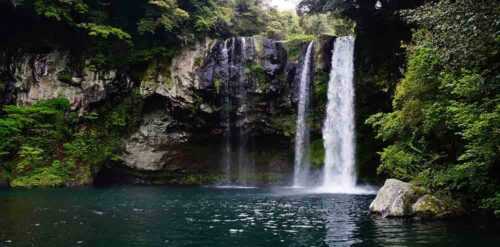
<box><xmin>369</xmin><ymin>179</ymin><xmax>465</xmax><ymax>219</ymax></box>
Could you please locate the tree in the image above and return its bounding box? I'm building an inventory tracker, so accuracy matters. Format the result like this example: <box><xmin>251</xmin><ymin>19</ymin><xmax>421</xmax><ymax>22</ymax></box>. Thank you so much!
<box><xmin>368</xmin><ymin>0</ymin><xmax>500</xmax><ymax>213</ymax></box>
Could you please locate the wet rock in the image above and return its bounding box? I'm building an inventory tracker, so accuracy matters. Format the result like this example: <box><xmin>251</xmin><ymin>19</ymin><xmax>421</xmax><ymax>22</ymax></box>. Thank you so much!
<box><xmin>369</xmin><ymin>179</ymin><xmax>421</xmax><ymax>217</ymax></box>
<box><xmin>412</xmin><ymin>194</ymin><xmax>464</xmax><ymax>219</ymax></box>
<box><xmin>121</xmin><ymin>110</ymin><xmax>189</xmax><ymax>171</ymax></box>
<box><xmin>262</xmin><ymin>39</ymin><xmax>287</xmax><ymax>78</ymax></box>
<box><xmin>412</xmin><ymin>195</ymin><xmax>445</xmax><ymax>218</ymax></box>
<box><xmin>0</xmin><ymin>78</ymin><xmax>16</xmax><ymax>105</ymax></box>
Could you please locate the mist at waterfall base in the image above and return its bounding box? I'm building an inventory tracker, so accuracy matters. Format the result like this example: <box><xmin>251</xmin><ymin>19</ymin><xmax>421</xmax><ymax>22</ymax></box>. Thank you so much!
<box><xmin>293</xmin><ymin>36</ymin><xmax>375</xmax><ymax>194</ymax></box>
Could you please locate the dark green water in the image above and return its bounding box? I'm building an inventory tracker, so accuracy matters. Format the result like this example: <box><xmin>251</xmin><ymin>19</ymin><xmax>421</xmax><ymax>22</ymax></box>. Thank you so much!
<box><xmin>1</xmin><ymin>186</ymin><xmax>499</xmax><ymax>247</ymax></box>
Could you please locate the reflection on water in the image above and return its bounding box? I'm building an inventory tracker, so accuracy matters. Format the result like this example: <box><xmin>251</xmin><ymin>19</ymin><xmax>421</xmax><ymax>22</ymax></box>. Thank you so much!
<box><xmin>0</xmin><ymin>186</ymin><xmax>499</xmax><ymax>247</ymax></box>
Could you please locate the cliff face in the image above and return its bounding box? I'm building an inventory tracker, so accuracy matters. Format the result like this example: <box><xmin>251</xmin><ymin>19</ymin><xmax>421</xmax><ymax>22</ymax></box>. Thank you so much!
<box><xmin>0</xmin><ymin>36</ymin><xmax>332</xmax><ymax>186</ymax></box>
<box><xmin>119</xmin><ymin>37</ymin><xmax>299</xmax><ymax>184</ymax></box>
<box><xmin>1</xmin><ymin>52</ymin><xmax>133</xmax><ymax>112</ymax></box>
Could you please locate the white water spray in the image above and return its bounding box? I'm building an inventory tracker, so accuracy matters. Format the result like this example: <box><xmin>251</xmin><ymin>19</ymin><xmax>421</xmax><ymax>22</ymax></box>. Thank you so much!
<box><xmin>293</xmin><ymin>41</ymin><xmax>314</xmax><ymax>187</ymax></box>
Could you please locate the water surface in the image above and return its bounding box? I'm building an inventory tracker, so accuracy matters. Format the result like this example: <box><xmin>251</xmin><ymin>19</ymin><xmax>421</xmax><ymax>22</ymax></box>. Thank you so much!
<box><xmin>1</xmin><ymin>186</ymin><xmax>499</xmax><ymax>246</ymax></box>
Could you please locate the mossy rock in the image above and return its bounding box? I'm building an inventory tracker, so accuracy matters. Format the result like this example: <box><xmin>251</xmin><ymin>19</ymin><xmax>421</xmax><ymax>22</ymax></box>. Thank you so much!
<box><xmin>270</xmin><ymin>114</ymin><xmax>296</xmax><ymax>137</ymax></box>
<box><xmin>66</xmin><ymin>165</ymin><xmax>94</xmax><ymax>187</ymax></box>
<box><xmin>310</xmin><ymin>139</ymin><xmax>325</xmax><ymax>169</ymax></box>
<box><xmin>412</xmin><ymin>194</ymin><xmax>465</xmax><ymax>219</ymax></box>
<box><xmin>57</xmin><ymin>69</ymin><xmax>75</xmax><ymax>85</ymax></box>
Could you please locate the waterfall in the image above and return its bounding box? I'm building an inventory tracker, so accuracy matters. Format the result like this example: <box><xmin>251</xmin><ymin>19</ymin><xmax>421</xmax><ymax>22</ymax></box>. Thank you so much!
<box><xmin>321</xmin><ymin>36</ymin><xmax>358</xmax><ymax>193</ymax></box>
<box><xmin>218</xmin><ymin>37</ymin><xmax>256</xmax><ymax>187</ymax></box>
<box><xmin>293</xmin><ymin>41</ymin><xmax>314</xmax><ymax>187</ymax></box>
<box><xmin>221</xmin><ymin>39</ymin><xmax>232</xmax><ymax>184</ymax></box>
<box><xmin>237</xmin><ymin>37</ymin><xmax>255</xmax><ymax>186</ymax></box>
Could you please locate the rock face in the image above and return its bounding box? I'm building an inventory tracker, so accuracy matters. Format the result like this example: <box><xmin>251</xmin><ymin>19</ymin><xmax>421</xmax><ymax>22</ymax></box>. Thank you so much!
<box><xmin>0</xmin><ymin>36</ymin><xmax>323</xmax><ymax>185</ymax></box>
<box><xmin>7</xmin><ymin>51</ymin><xmax>132</xmax><ymax>112</ymax></box>
<box><xmin>369</xmin><ymin>179</ymin><xmax>421</xmax><ymax>217</ymax></box>
<box><xmin>140</xmin><ymin>38</ymin><xmax>214</xmax><ymax>108</ymax></box>
<box><xmin>370</xmin><ymin>179</ymin><xmax>464</xmax><ymax>218</ymax></box>
<box><xmin>124</xmin><ymin>36</ymin><xmax>297</xmax><ymax>176</ymax></box>
<box><xmin>122</xmin><ymin>110</ymin><xmax>189</xmax><ymax>171</ymax></box>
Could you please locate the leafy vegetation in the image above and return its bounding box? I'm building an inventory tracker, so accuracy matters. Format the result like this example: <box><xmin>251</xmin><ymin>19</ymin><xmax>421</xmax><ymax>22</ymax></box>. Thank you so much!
<box><xmin>0</xmin><ymin>94</ymin><xmax>142</xmax><ymax>187</ymax></box>
<box><xmin>366</xmin><ymin>0</ymin><xmax>500</xmax><ymax>213</ymax></box>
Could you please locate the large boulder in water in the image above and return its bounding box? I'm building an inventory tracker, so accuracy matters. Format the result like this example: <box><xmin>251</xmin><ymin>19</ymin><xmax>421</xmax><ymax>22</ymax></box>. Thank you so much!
<box><xmin>370</xmin><ymin>179</ymin><xmax>465</xmax><ymax>218</ymax></box>
<box><xmin>369</xmin><ymin>179</ymin><xmax>421</xmax><ymax>217</ymax></box>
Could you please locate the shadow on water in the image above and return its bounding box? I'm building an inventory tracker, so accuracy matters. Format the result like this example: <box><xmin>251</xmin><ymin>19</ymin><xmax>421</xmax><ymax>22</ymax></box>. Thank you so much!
<box><xmin>1</xmin><ymin>186</ymin><xmax>500</xmax><ymax>247</ymax></box>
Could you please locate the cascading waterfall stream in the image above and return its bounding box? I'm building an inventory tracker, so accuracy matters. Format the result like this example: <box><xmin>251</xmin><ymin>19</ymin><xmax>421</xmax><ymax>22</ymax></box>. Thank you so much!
<box><xmin>219</xmin><ymin>37</ymin><xmax>256</xmax><ymax>187</ymax></box>
<box><xmin>293</xmin><ymin>41</ymin><xmax>314</xmax><ymax>188</ymax></box>
<box><xmin>237</xmin><ymin>37</ymin><xmax>255</xmax><ymax>186</ymax></box>
<box><xmin>319</xmin><ymin>36</ymin><xmax>373</xmax><ymax>194</ymax></box>
<box><xmin>221</xmin><ymin>39</ymin><xmax>232</xmax><ymax>184</ymax></box>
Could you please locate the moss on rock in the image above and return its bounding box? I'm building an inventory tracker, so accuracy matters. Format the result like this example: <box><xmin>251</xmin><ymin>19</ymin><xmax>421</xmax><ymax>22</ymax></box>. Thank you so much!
<box><xmin>412</xmin><ymin>194</ymin><xmax>465</xmax><ymax>219</ymax></box>
<box><xmin>310</xmin><ymin>139</ymin><xmax>325</xmax><ymax>169</ymax></box>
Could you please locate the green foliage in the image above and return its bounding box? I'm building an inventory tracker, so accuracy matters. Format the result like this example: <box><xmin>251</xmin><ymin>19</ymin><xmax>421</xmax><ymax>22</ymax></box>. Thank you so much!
<box><xmin>367</xmin><ymin>0</ymin><xmax>500</xmax><ymax>213</ymax></box>
<box><xmin>403</xmin><ymin>0</ymin><xmax>500</xmax><ymax>69</ymax></box>
<box><xmin>226</xmin><ymin>0</ymin><xmax>269</xmax><ymax>36</ymax></box>
<box><xmin>310</xmin><ymin>139</ymin><xmax>324</xmax><ymax>169</ymax></box>
<box><xmin>377</xmin><ymin>145</ymin><xmax>422</xmax><ymax>181</ymax></box>
<box><xmin>284</xmin><ymin>34</ymin><xmax>315</xmax><ymax>61</ymax></box>
<box><xmin>311</xmin><ymin>70</ymin><xmax>329</xmax><ymax>126</ymax></box>
<box><xmin>10</xmin><ymin>0</ymin><xmax>233</xmax><ymax>68</ymax></box>
<box><xmin>15</xmin><ymin>145</ymin><xmax>45</xmax><ymax>174</ymax></box>
<box><xmin>300</xmin><ymin>13</ymin><xmax>355</xmax><ymax>37</ymax></box>
<box><xmin>10</xmin><ymin>166</ymin><xmax>66</xmax><ymax>188</ymax></box>
<box><xmin>270</xmin><ymin>115</ymin><xmax>296</xmax><ymax>138</ymax></box>
<box><xmin>0</xmin><ymin>94</ymin><xmax>142</xmax><ymax>188</ymax></box>
<box><xmin>77</xmin><ymin>23</ymin><xmax>131</xmax><ymax>41</ymax></box>
<box><xmin>246</xmin><ymin>62</ymin><xmax>267</xmax><ymax>89</ymax></box>
<box><xmin>482</xmin><ymin>193</ymin><xmax>500</xmax><ymax>217</ymax></box>
<box><xmin>32</xmin><ymin>0</ymin><xmax>88</xmax><ymax>23</ymax></box>
<box><xmin>264</xmin><ymin>10</ymin><xmax>303</xmax><ymax>40</ymax></box>
<box><xmin>138</xmin><ymin>0</ymin><xmax>190</xmax><ymax>34</ymax></box>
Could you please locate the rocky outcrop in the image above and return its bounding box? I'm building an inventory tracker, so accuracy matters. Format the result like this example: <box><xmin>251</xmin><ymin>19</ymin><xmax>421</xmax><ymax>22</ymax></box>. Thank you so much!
<box><xmin>121</xmin><ymin>110</ymin><xmax>189</xmax><ymax>171</ymax></box>
<box><xmin>412</xmin><ymin>194</ymin><xmax>464</xmax><ymax>218</ymax></box>
<box><xmin>370</xmin><ymin>179</ymin><xmax>464</xmax><ymax>219</ymax></box>
<box><xmin>139</xmin><ymin>36</ymin><xmax>295</xmax><ymax>133</ymax></box>
<box><xmin>369</xmin><ymin>179</ymin><xmax>421</xmax><ymax>217</ymax></box>
<box><xmin>140</xmin><ymin>38</ymin><xmax>214</xmax><ymax>109</ymax></box>
<box><xmin>8</xmin><ymin>51</ymin><xmax>132</xmax><ymax>112</ymax></box>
